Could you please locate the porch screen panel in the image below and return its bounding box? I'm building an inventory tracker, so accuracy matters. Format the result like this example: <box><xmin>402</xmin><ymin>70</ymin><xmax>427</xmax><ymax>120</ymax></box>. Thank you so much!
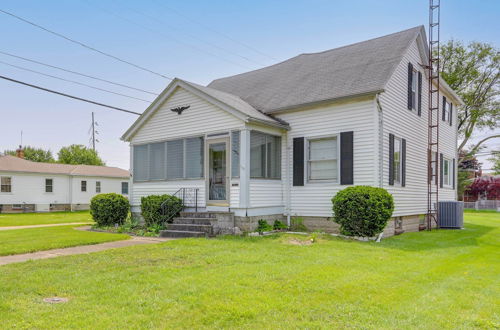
<box><xmin>231</xmin><ymin>131</ymin><xmax>240</xmax><ymax>178</ymax></box>
<box><xmin>267</xmin><ymin>135</ymin><xmax>281</xmax><ymax>179</ymax></box>
<box><xmin>250</xmin><ymin>131</ymin><xmax>266</xmax><ymax>178</ymax></box>
<box><xmin>185</xmin><ymin>137</ymin><xmax>204</xmax><ymax>178</ymax></box>
<box><xmin>167</xmin><ymin>139</ymin><xmax>184</xmax><ymax>179</ymax></box>
<box><xmin>133</xmin><ymin>144</ymin><xmax>149</xmax><ymax>181</ymax></box>
<box><xmin>149</xmin><ymin>142</ymin><xmax>166</xmax><ymax>180</ymax></box>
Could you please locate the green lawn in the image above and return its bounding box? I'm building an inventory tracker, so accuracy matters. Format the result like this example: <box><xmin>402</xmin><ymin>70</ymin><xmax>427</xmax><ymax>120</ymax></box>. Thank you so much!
<box><xmin>0</xmin><ymin>225</ymin><xmax>129</xmax><ymax>256</ymax></box>
<box><xmin>0</xmin><ymin>211</ymin><xmax>498</xmax><ymax>329</ymax></box>
<box><xmin>0</xmin><ymin>211</ymin><xmax>93</xmax><ymax>227</ymax></box>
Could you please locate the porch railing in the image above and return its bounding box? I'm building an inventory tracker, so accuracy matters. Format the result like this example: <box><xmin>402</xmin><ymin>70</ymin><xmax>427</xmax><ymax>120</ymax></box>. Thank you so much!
<box><xmin>160</xmin><ymin>188</ymin><xmax>199</xmax><ymax>223</ymax></box>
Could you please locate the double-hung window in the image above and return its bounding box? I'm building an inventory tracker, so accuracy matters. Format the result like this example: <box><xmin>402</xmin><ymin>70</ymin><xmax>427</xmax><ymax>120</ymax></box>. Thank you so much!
<box><xmin>1</xmin><ymin>176</ymin><xmax>12</xmax><ymax>193</ymax></box>
<box><xmin>411</xmin><ymin>69</ymin><xmax>418</xmax><ymax>111</ymax></box>
<box><xmin>443</xmin><ymin>100</ymin><xmax>451</xmax><ymax>123</ymax></box>
<box><xmin>250</xmin><ymin>131</ymin><xmax>281</xmax><ymax>179</ymax></box>
<box><xmin>308</xmin><ymin>136</ymin><xmax>338</xmax><ymax>181</ymax></box>
<box><xmin>443</xmin><ymin>157</ymin><xmax>451</xmax><ymax>187</ymax></box>
<box><xmin>81</xmin><ymin>180</ymin><xmax>87</xmax><ymax>192</ymax></box>
<box><xmin>121</xmin><ymin>182</ymin><xmax>129</xmax><ymax>195</ymax></box>
<box><xmin>45</xmin><ymin>179</ymin><xmax>53</xmax><ymax>193</ymax></box>
<box><xmin>96</xmin><ymin>181</ymin><xmax>101</xmax><ymax>193</ymax></box>
<box><xmin>393</xmin><ymin>137</ymin><xmax>402</xmax><ymax>185</ymax></box>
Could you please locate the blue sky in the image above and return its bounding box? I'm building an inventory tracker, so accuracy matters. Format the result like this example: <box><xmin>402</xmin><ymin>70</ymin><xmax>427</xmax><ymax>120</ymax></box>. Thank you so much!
<box><xmin>0</xmin><ymin>0</ymin><xmax>498</xmax><ymax>170</ymax></box>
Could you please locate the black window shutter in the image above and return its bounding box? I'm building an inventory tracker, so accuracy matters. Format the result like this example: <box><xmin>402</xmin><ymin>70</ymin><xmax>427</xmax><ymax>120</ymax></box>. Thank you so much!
<box><xmin>401</xmin><ymin>138</ymin><xmax>406</xmax><ymax>187</ymax></box>
<box><xmin>442</xmin><ymin>96</ymin><xmax>447</xmax><ymax>121</ymax></box>
<box><xmin>452</xmin><ymin>158</ymin><xmax>456</xmax><ymax>189</ymax></box>
<box><xmin>293</xmin><ymin>137</ymin><xmax>304</xmax><ymax>186</ymax></box>
<box><xmin>340</xmin><ymin>131</ymin><xmax>354</xmax><ymax>185</ymax></box>
<box><xmin>449</xmin><ymin>103</ymin><xmax>453</xmax><ymax>126</ymax></box>
<box><xmin>440</xmin><ymin>153</ymin><xmax>444</xmax><ymax>188</ymax></box>
<box><xmin>417</xmin><ymin>71</ymin><xmax>422</xmax><ymax>116</ymax></box>
<box><xmin>407</xmin><ymin>63</ymin><xmax>413</xmax><ymax>110</ymax></box>
<box><xmin>389</xmin><ymin>134</ymin><xmax>394</xmax><ymax>186</ymax></box>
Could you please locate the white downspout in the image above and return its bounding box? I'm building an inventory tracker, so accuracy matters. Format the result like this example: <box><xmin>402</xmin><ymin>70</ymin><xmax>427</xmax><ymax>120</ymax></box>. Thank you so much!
<box><xmin>376</xmin><ymin>93</ymin><xmax>384</xmax><ymax>188</ymax></box>
<box><xmin>285</xmin><ymin>131</ymin><xmax>291</xmax><ymax>226</ymax></box>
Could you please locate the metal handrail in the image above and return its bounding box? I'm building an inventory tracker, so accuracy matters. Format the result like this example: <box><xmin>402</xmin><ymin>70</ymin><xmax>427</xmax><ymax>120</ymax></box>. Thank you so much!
<box><xmin>160</xmin><ymin>188</ymin><xmax>199</xmax><ymax>224</ymax></box>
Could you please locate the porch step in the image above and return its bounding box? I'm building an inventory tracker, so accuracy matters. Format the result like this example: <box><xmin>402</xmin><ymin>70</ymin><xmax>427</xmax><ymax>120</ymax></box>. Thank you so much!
<box><xmin>159</xmin><ymin>230</ymin><xmax>206</xmax><ymax>238</ymax></box>
<box><xmin>167</xmin><ymin>223</ymin><xmax>213</xmax><ymax>234</ymax></box>
<box><xmin>173</xmin><ymin>217</ymin><xmax>213</xmax><ymax>225</ymax></box>
<box><xmin>180</xmin><ymin>212</ymin><xmax>216</xmax><ymax>219</ymax></box>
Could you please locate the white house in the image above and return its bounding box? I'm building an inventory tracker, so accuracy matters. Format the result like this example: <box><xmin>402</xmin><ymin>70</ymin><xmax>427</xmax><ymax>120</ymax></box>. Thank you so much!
<box><xmin>122</xmin><ymin>26</ymin><xmax>462</xmax><ymax>236</ymax></box>
<box><xmin>0</xmin><ymin>154</ymin><xmax>129</xmax><ymax>213</ymax></box>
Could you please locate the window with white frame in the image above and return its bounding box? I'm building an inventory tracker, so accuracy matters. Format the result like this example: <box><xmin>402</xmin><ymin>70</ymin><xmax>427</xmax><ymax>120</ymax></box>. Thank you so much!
<box><xmin>443</xmin><ymin>157</ymin><xmax>451</xmax><ymax>186</ymax></box>
<box><xmin>250</xmin><ymin>131</ymin><xmax>281</xmax><ymax>179</ymax></box>
<box><xmin>121</xmin><ymin>182</ymin><xmax>129</xmax><ymax>195</ymax></box>
<box><xmin>45</xmin><ymin>179</ymin><xmax>53</xmax><ymax>193</ymax></box>
<box><xmin>308</xmin><ymin>136</ymin><xmax>338</xmax><ymax>181</ymax></box>
<box><xmin>81</xmin><ymin>180</ymin><xmax>87</xmax><ymax>192</ymax></box>
<box><xmin>411</xmin><ymin>69</ymin><xmax>418</xmax><ymax>110</ymax></box>
<box><xmin>430</xmin><ymin>151</ymin><xmax>437</xmax><ymax>183</ymax></box>
<box><xmin>393</xmin><ymin>138</ymin><xmax>402</xmax><ymax>184</ymax></box>
<box><xmin>443</xmin><ymin>100</ymin><xmax>451</xmax><ymax>123</ymax></box>
<box><xmin>96</xmin><ymin>181</ymin><xmax>101</xmax><ymax>193</ymax></box>
<box><xmin>1</xmin><ymin>176</ymin><xmax>12</xmax><ymax>193</ymax></box>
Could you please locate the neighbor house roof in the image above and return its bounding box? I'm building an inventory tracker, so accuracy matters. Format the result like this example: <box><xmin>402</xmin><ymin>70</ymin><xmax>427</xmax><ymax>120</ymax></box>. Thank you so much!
<box><xmin>0</xmin><ymin>155</ymin><xmax>129</xmax><ymax>178</ymax></box>
<box><xmin>208</xmin><ymin>26</ymin><xmax>425</xmax><ymax>113</ymax></box>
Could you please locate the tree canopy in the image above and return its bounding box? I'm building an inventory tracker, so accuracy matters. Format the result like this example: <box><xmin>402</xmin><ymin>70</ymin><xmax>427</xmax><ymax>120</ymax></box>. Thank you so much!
<box><xmin>57</xmin><ymin>145</ymin><xmax>105</xmax><ymax>166</ymax></box>
<box><xmin>439</xmin><ymin>40</ymin><xmax>499</xmax><ymax>154</ymax></box>
<box><xmin>4</xmin><ymin>146</ymin><xmax>55</xmax><ymax>163</ymax></box>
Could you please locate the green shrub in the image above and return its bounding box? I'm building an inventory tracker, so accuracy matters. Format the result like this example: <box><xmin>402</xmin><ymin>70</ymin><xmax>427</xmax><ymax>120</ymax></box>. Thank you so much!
<box><xmin>290</xmin><ymin>217</ymin><xmax>308</xmax><ymax>232</ymax></box>
<box><xmin>256</xmin><ymin>219</ymin><xmax>273</xmax><ymax>233</ymax></box>
<box><xmin>90</xmin><ymin>193</ymin><xmax>129</xmax><ymax>226</ymax></box>
<box><xmin>332</xmin><ymin>186</ymin><xmax>394</xmax><ymax>237</ymax></box>
<box><xmin>273</xmin><ymin>220</ymin><xmax>288</xmax><ymax>230</ymax></box>
<box><xmin>141</xmin><ymin>194</ymin><xmax>182</xmax><ymax>226</ymax></box>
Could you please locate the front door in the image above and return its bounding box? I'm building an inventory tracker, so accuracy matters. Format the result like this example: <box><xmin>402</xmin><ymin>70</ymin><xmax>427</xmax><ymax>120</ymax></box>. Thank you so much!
<box><xmin>206</xmin><ymin>138</ymin><xmax>229</xmax><ymax>206</ymax></box>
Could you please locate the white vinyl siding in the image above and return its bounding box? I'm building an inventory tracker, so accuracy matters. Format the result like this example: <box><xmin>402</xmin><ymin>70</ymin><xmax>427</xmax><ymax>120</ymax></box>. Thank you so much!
<box><xmin>308</xmin><ymin>136</ymin><xmax>338</xmax><ymax>181</ymax></box>
<box><xmin>277</xmin><ymin>98</ymin><xmax>377</xmax><ymax>217</ymax></box>
<box><xmin>380</xmin><ymin>38</ymin><xmax>458</xmax><ymax>216</ymax></box>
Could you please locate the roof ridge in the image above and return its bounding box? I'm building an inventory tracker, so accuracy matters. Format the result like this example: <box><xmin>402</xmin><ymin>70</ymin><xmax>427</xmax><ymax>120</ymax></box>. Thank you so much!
<box><xmin>209</xmin><ymin>25</ymin><xmax>423</xmax><ymax>85</ymax></box>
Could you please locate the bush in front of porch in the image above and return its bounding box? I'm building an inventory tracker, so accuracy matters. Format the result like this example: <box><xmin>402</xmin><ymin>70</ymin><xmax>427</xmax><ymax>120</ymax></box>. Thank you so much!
<box><xmin>141</xmin><ymin>194</ymin><xmax>183</xmax><ymax>226</ymax></box>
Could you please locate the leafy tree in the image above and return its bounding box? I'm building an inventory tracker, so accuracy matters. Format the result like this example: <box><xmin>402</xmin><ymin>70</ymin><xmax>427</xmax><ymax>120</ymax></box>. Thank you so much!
<box><xmin>57</xmin><ymin>144</ymin><xmax>105</xmax><ymax>166</ymax></box>
<box><xmin>439</xmin><ymin>40</ymin><xmax>499</xmax><ymax>155</ymax></box>
<box><xmin>489</xmin><ymin>152</ymin><xmax>500</xmax><ymax>175</ymax></box>
<box><xmin>466</xmin><ymin>176</ymin><xmax>500</xmax><ymax>200</ymax></box>
<box><xmin>4</xmin><ymin>146</ymin><xmax>55</xmax><ymax>163</ymax></box>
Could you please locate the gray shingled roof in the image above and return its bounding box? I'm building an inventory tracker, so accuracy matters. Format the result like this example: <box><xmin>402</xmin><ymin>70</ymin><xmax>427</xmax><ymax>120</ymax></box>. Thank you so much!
<box><xmin>209</xmin><ymin>26</ymin><xmax>423</xmax><ymax>113</ymax></box>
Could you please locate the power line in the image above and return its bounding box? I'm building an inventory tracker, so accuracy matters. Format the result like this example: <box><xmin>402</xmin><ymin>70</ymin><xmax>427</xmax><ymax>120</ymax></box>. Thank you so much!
<box><xmin>0</xmin><ymin>50</ymin><xmax>159</xmax><ymax>96</ymax></box>
<box><xmin>152</xmin><ymin>0</ymin><xmax>278</xmax><ymax>61</ymax></box>
<box><xmin>0</xmin><ymin>74</ymin><xmax>141</xmax><ymax>115</ymax></box>
<box><xmin>0</xmin><ymin>60</ymin><xmax>152</xmax><ymax>102</ymax></box>
<box><xmin>113</xmin><ymin>1</ymin><xmax>266</xmax><ymax>66</ymax></box>
<box><xmin>0</xmin><ymin>8</ymin><xmax>173</xmax><ymax>80</ymax></box>
<box><xmin>82</xmin><ymin>1</ymin><xmax>253</xmax><ymax>70</ymax></box>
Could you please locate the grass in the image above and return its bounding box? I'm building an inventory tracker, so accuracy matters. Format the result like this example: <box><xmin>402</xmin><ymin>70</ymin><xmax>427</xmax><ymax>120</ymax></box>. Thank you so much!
<box><xmin>0</xmin><ymin>225</ymin><xmax>129</xmax><ymax>256</ymax></box>
<box><xmin>0</xmin><ymin>211</ymin><xmax>498</xmax><ymax>329</ymax></box>
<box><xmin>0</xmin><ymin>211</ymin><xmax>93</xmax><ymax>227</ymax></box>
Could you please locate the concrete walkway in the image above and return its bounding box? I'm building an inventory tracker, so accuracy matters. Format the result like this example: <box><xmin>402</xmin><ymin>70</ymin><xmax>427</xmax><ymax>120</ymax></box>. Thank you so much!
<box><xmin>0</xmin><ymin>222</ymin><xmax>92</xmax><ymax>231</ymax></box>
<box><xmin>0</xmin><ymin>230</ymin><xmax>172</xmax><ymax>266</ymax></box>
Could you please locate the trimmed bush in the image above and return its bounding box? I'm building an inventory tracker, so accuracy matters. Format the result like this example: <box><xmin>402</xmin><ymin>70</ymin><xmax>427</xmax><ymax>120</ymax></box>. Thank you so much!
<box><xmin>331</xmin><ymin>186</ymin><xmax>394</xmax><ymax>237</ymax></box>
<box><xmin>90</xmin><ymin>193</ymin><xmax>129</xmax><ymax>226</ymax></box>
<box><xmin>141</xmin><ymin>194</ymin><xmax>182</xmax><ymax>226</ymax></box>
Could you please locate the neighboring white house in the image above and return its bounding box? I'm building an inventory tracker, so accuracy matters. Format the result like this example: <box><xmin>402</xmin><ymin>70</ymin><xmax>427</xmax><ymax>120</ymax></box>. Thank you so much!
<box><xmin>122</xmin><ymin>26</ymin><xmax>462</xmax><ymax>236</ymax></box>
<box><xmin>0</xmin><ymin>154</ymin><xmax>130</xmax><ymax>213</ymax></box>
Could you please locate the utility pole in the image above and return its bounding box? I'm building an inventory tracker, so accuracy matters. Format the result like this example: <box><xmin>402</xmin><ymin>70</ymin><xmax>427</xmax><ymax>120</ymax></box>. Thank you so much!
<box><xmin>91</xmin><ymin>112</ymin><xmax>96</xmax><ymax>151</ymax></box>
<box><xmin>89</xmin><ymin>112</ymin><xmax>99</xmax><ymax>151</ymax></box>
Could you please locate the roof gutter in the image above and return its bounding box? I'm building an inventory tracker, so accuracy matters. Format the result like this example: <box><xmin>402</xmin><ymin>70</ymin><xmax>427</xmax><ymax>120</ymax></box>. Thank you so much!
<box><xmin>246</xmin><ymin>117</ymin><xmax>290</xmax><ymax>130</ymax></box>
<box><xmin>265</xmin><ymin>90</ymin><xmax>384</xmax><ymax>114</ymax></box>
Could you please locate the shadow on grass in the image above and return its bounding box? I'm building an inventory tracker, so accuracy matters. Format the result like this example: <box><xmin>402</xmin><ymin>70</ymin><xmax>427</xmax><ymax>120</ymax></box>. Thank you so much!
<box><xmin>378</xmin><ymin>222</ymin><xmax>496</xmax><ymax>252</ymax></box>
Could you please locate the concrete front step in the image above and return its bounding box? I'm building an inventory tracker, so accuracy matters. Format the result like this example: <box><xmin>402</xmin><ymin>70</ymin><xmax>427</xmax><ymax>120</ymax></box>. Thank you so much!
<box><xmin>173</xmin><ymin>217</ymin><xmax>213</xmax><ymax>225</ymax></box>
<box><xmin>180</xmin><ymin>212</ymin><xmax>216</xmax><ymax>219</ymax></box>
<box><xmin>167</xmin><ymin>223</ymin><xmax>213</xmax><ymax>234</ymax></box>
<box><xmin>160</xmin><ymin>230</ymin><xmax>206</xmax><ymax>238</ymax></box>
